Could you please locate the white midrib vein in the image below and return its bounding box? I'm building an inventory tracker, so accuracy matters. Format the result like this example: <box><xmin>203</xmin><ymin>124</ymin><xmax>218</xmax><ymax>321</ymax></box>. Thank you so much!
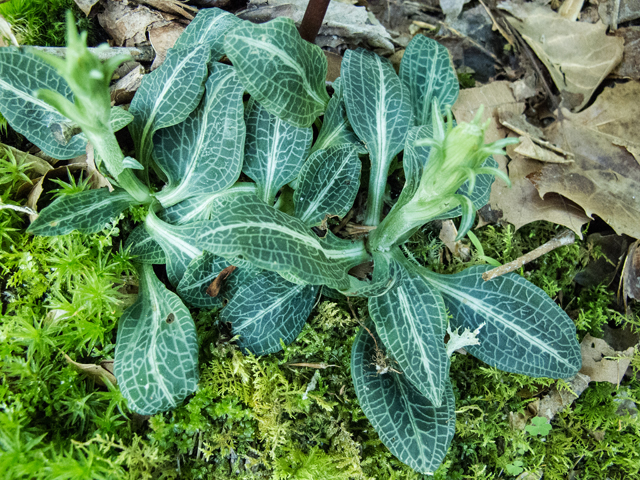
<box><xmin>211</xmin><ymin>221</ymin><xmax>323</xmax><ymax>251</ymax></box>
<box><xmin>397</xmin><ymin>287</ymin><xmax>438</xmax><ymax>399</ymax></box>
<box><xmin>373</xmin><ymin>56</ymin><xmax>388</xmax><ymax>218</ymax></box>
<box><xmin>430</xmin><ymin>277</ymin><xmax>570</xmax><ymax>365</ymax></box>
<box><xmin>145</xmin><ymin>268</ymin><xmax>176</xmax><ymax>408</ymax></box>
<box><xmin>264</xmin><ymin>117</ymin><xmax>282</xmax><ymax>203</ymax></box>
<box><xmin>235</xmin><ymin>284</ymin><xmax>304</xmax><ymax>331</ymax></box>
<box><xmin>236</xmin><ymin>37</ymin><xmax>326</xmax><ymax>107</ymax></box>
<box><xmin>166</xmin><ymin>71</ymin><xmax>234</xmax><ymax>202</ymax></box>
<box><xmin>138</xmin><ymin>48</ymin><xmax>202</xmax><ymax>160</ymax></box>
<box><xmin>0</xmin><ymin>77</ymin><xmax>60</xmax><ymax>112</ymax></box>
<box><xmin>395</xmin><ymin>377</ymin><xmax>430</xmax><ymax>467</ymax></box>
<box><xmin>315</xmin><ymin>118</ymin><xmax>348</xmax><ymax>151</ymax></box>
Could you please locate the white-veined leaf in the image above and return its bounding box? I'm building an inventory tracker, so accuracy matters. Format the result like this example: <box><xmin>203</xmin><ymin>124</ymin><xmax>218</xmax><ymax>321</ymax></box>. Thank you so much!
<box><xmin>222</xmin><ymin>270</ymin><xmax>318</xmax><ymax>355</ymax></box>
<box><xmin>125</xmin><ymin>225</ymin><xmax>166</xmax><ymax>264</ymax></box>
<box><xmin>225</xmin><ymin>17</ymin><xmax>329</xmax><ymax>128</ymax></box>
<box><xmin>0</xmin><ymin>49</ymin><xmax>87</xmax><ymax>159</ymax></box>
<box><xmin>128</xmin><ymin>45</ymin><xmax>210</xmax><ymax>167</ymax></box>
<box><xmin>173</xmin><ymin>7</ymin><xmax>241</xmax><ymax>61</ymax></box>
<box><xmin>294</xmin><ymin>144</ymin><xmax>361</xmax><ymax>227</ymax></box>
<box><xmin>311</xmin><ymin>77</ymin><xmax>366</xmax><ymax>154</ymax></box>
<box><xmin>114</xmin><ymin>263</ymin><xmax>198</xmax><ymax>415</ymax></box>
<box><xmin>154</xmin><ymin>63</ymin><xmax>245</xmax><ymax>207</ymax></box>
<box><xmin>243</xmin><ymin>98</ymin><xmax>312</xmax><ymax>205</ymax></box>
<box><xmin>27</xmin><ymin>188</ymin><xmax>134</xmax><ymax>236</ymax></box>
<box><xmin>400</xmin><ymin>35</ymin><xmax>459</xmax><ymax>125</ymax></box>
<box><xmin>188</xmin><ymin>194</ymin><xmax>352</xmax><ymax>289</ymax></box>
<box><xmin>351</xmin><ymin>324</ymin><xmax>456</xmax><ymax>474</ymax></box>
<box><xmin>342</xmin><ymin>49</ymin><xmax>412</xmax><ymax>225</ymax></box>
<box><xmin>369</xmin><ymin>264</ymin><xmax>450</xmax><ymax>406</ymax></box>
<box><xmin>177</xmin><ymin>251</ymin><xmax>260</xmax><ymax>308</ymax></box>
<box><xmin>145</xmin><ymin>210</ymin><xmax>202</xmax><ymax>286</ymax></box>
<box><xmin>420</xmin><ymin>265</ymin><xmax>582</xmax><ymax>378</ymax></box>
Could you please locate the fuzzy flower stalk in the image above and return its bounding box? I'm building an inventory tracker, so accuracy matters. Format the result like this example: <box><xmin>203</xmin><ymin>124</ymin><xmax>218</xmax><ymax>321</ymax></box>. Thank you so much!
<box><xmin>33</xmin><ymin>12</ymin><xmax>150</xmax><ymax>203</ymax></box>
<box><xmin>368</xmin><ymin>101</ymin><xmax>518</xmax><ymax>252</ymax></box>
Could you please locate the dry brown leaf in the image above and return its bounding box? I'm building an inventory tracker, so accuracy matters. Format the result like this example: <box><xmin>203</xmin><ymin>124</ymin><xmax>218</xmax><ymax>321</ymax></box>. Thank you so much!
<box><xmin>149</xmin><ymin>23</ymin><xmax>185</xmax><ymax>70</ymax></box>
<box><xmin>26</xmin><ymin>176</ymin><xmax>44</xmax><ymax>223</ymax></box>
<box><xmin>558</xmin><ymin>0</ymin><xmax>584</xmax><ymax>21</ymax></box>
<box><xmin>529</xmin><ymin>82</ymin><xmax>640</xmax><ymax>239</ymax></box>
<box><xmin>439</xmin><ymin>219</ymin><xmax>471</xmax><ymax>261</ymax></box>
<box><xmin>206</xmin><ymin>265</ymin><xmax>237</xmax><ymax>298</ymax></box>
<box><xmin>514</xmin><ymin>137</ymin><xmax>572</xmax><ymax>164</ymax></box>
<box><xmin>73</xmin><ymin>0</ymin><xmax>100</xmax><ymax>16</ymax></box>
<box><xmin>597</xmin><ymin>0</ymin><xmax>640</xmax><ymax>29</ymax></box>
<box><xmin>139</xmin><ymin>0</ymin><xmax>196</xmax><ymax>20</ymax></box>
<box><xmin>110</xmin><ymin>64</ymin><xmax>145</xmax><ymax>105</ymax></box>
<box><xmin>498</xmin><ymin>0</ymin><xmax>624</xmax><ymax>111</ymax></box>
<box><xmin>611</xmin><ymin>27</ymin><xmax>640</xmax><ymax>81</ymax></box>
<box><xmin>324</xmin><ymin>51</ymin><xmax>342</xmax><ymax>83</ymax></box>
<box><xmin>452</xmin><ymin>81</ymin><xmax>590</xmax><ymax>236</ymax></box>
<box><xmin>622</xmin><ymin>240</ymin><xmax>640</xmax><ymax>302</ymax></box>
<box><xmin>98</xmin><ymin>0</ymin><xmax>176</xmax><ymax>47</ymax></box>
<box><xmin>64</xmin><ymin>354</ymin><xmax>118</xmax><ymax>387</ymax></box>
<box><xmin>510</xmin><ymin>373</ymin><xmax>590</xmax><ymax>428</ymax></box>
<box><xmin>580</xmin><ymin>334</ymin><xmax>635</xmax><ymax>385</ymax></box>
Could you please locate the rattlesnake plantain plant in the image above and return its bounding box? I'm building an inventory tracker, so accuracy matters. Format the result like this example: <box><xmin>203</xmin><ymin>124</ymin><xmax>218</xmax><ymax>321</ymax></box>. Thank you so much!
<box><xmin>0</xmin><ymin>9</ymin><xmax>581</xmax><ymax>473</ymax></box>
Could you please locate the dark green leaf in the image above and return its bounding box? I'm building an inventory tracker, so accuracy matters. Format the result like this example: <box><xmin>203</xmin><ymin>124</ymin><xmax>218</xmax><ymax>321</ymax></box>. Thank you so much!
<box><xmin>225</xmin><ymin>17</ymin><xmax>329</xmax><ymax>128</ymax></box>
<box><xmin>311</xmin><ymin>77</ymin><xmax>366</xmax><ymax>154</ymax></box>
<box><xmin>173</xmin><ymin>7</ymin><xmax>241</xmax><ymax>61</ymax></box>
<box><xmin>191</xmin><ymin>194</ymin><xmax>352</xmax><ymax>289</ymax></box>
<box><xmin>145</xmin><ymin>210</ymin><xmax>202</xmax><ymax>286</ymax></box>
<box><xmin>342</xmin><ymin>49</ymin><xmax>412</xmax><ymax>225</ymax></box>
<box><xmin>154</xmin><ymin>63</ymin><xmax>245</xmax><ymax>207</ymax></box>
<box><xmin>129</xmin><ymin>45</ymin><xmax>210</xmax><ymax>167</ymax></box>
<box><xmin>369</xmin><ymin>266</ymin><xmax>450</xmax><ymax>406</ymax></box>
<box><xmin>420</xmin><ymin>265</ymin><xmax>582</xmax><ymax>378</ymax></box>
<box><xmin>28</xmin><ymin>188</ymin><xmax>134</xmax><ymax>236</ymax></box>
<box><xmin>222</xmin><ymin>271</ymin><xmax>318</xmax><ymax>355</ymax></box>
<box><xmin>351</xmin><ymin>324</ymin><xmax>456</xmax><ymax>474</ymax></box>
<box><xmin>400</xmin><ymin>35</ymin><xmax>459</xmax><ymax>125</ymax></box>
<box><xmin>125</xmin><ymin>225</ymin><xmax>166</xmax><ymax>264</ymax></box>
<box><xmin>340</xmin><ymin>251</ymin><xmax>404</xmax><ymax>297</ymax></box>
<box><xmin>0</xmin><ymin>49</ymin><xmax>86</xmax><ymax>159</ymax></box>
<box><xmin>243</xmin><ymin>98</ymin><xmax>312</xmax><ymax>205</ymax></box>
<box><xmin>115</xmin><ymin>264</ymin><xmax>198</xmax><ymax>415</ymax></box>
<box><xmin>294</xmin><ymin>144</ymin><xmax>360</xmax><ymax>226</ymax></box>
<box><xmin>177</xmin><ymin>251</ymin><xmax>260</xmax><ymax>308</ymax></box>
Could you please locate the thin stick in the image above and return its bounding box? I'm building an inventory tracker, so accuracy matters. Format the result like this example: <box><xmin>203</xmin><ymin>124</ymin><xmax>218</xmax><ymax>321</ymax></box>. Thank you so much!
<box><xmin>299</xmin><ymin>0</ymin><xmax>331</xmax><ymax>43</ymax></box>
<box><xmin>482</xmin><ymin>229</ymin><xmax>575</xmax><ymax>281</ymax></box>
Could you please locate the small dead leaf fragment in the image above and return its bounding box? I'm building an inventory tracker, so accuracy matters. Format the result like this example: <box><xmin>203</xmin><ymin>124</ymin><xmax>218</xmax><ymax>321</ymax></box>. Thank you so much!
<box><xmin>439</xmin><ymin>219</ymin><xmax>471</xmax><ymax>261</ymax></box>
<box><xmin>499</xmin><ymin>0</ymin><xmax>624</xmax><ymax>111</ymax></box>
<box><xmin>206</xmin><ymin>265</ymin><xmax>237</xmax><ymax>298</ymax></box>
<box><xmin>611</xmin><ymin>27</ymin><xmax>640</xmax><ymax>81</ymax></box>
<box><xmin>514</xmin><ymin>137</ymin><xmax>573</xmax><ymax>164</ymax></box>
<box><xmin>73</xmin><ymin>0</ymin><xmax>100</xmax><ymax>16</ymax></box>
<box><xmin>579</xmin><ymin>334</ymin><xmax>635</xmax><ymax>386</ymax></box>
<box><xmin>622</xmin><ymin>240</ymin><xmax>640</xmax><ymax>302</ymax></box>
<box><xmin>26</xmin><ymin>176</ymin><xmax>44</xmax><ymax>223</ymax></box>
<box><xmin>110</xmin><ymin>64</ymin><xmax>144</xmax><ymax>105</ymax></box>
<box><xmin>558</xmin><ymin>0</ymin><xmax>584</xmax><ymax>21</ymax></box>
<box><xmin>64</xmin><ymin>354</ymin><xmax>118</xmax><ymax>387</ymax></box>
<box><xmin>149</xmin><ymin>23</ymin><xmax>185</xmax><ymax>70</ymax></box>
<box><xmin>324</xmin><ymin>51</ymin><xmax>342</xmax><ymax>83</ymax></box>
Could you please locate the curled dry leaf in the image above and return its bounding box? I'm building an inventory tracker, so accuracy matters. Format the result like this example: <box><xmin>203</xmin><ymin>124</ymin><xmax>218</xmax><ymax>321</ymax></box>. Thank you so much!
<box><xmin>622</xmin><ymin>240</ymin><xmax>640</xmax><ymax>304</ymax></box>
<box><xmin>149</xmin><ymin>23</ymin><xmax>185</xmax><ymax>70</ymax></box>
<box><xmin>64</xmin><ymin>354</ymin><xmax>118</xmax><ymax>387</ymax></box>
<box><xmin>530</xmin><ymin>82</ymin><xmax>640</xmax><ymax>239</ymax></box>
<box><xmin>73</xmin><ymin>0</ymin><xmax>100</xmax><ymax>16</ymax></box>
<box><xmin>110</xmin><ymin>64</ymin><xmax>145</xmax><ymax>105</ymax></box>
<box><xmin>579</xmin><ymin>334</ymin><xmax>635</xmax><ymax>386</ymax></box>
<box><xmin>439</xmin><ymin>219</ymin><xmax>471</xmax><ymax>261</ymax></box>
<box><xmin>611</xmin><ymin>27</ymin><xmax>640</xmax><ymax>81</ymax></box>
<box><xmin>498</xmin><ymin>0</ymin><xmax>624</xmax><ymax>111</ymax></box>
<box><xmin>452</xmin><ymin>81</ymin><xmax>590</xmax><ymax>236</ymax></box>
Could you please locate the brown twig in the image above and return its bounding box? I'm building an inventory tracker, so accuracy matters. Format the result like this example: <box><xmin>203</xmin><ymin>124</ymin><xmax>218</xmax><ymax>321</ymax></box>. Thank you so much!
<box><xmin>299</xmin><ymin>0</ymin><xmax>331</xmax><ymax>43</ymax></box>
<box><xmin>482</xmin><ymin>229</ymin><xmax>575</xmax><ymax>281</ymax></box>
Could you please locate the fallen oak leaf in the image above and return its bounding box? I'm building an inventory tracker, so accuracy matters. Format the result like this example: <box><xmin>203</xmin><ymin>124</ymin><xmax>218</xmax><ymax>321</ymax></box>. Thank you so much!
<box><xmin>206</xmin><ymin>265</ymin><xmax>237</xmax><ymax>298</ymax></box>
<box><xmin>498</xmin><ymin>0</ymin><xmax>624</xmax><ymax>111</ymax></box>
<box><xmin>579</xmin><ymin>334</ymin><xmax>635</xmax><ymax>386</ymax></box>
